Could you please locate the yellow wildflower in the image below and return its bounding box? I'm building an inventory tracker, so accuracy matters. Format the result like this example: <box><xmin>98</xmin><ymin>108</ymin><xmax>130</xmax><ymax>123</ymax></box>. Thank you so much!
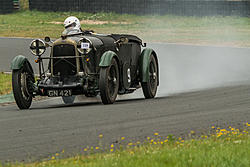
<box><xmin>95</xmin><ymin>147</ymin><xmax>99</xmax><ymax>150</ymax></box>
<box><xmin>147</xmin><ymin>137</ymin><xmax>150</xmax><ymax>140</ymax></box>
<box><xmin>110</xmin><ymin>149</ymin><xmax>114</xmax><ymax>152</ymax></box>
<box><xmin>51</xmin><ymin>156</ymin><xmax>55</xmax><ymax>160</ymax></box>
<box><xmin>232</xmin><ymin>131</ymin><xmax>237</xmax><ymax>135</ymax></box>
<box><xmin>110</xmin><ymin>144</ymin><xmax>114</xmax><ymax>148</ymax></box>
<box><xmin>99</xmin><ymin>134</ymin><xmax>103</xmax><ymax>138</ymax></box>
<box><xmin>128</xmin><ymin>143</ymin><xmax>133</xmax><ymax>146</ymax></box>
<box><xmin>55</xmin><ymin>153</ymin><xmax>59</xmax><ymax>156</ymax></box>
<box><xmin>154</xmin><ymin>132</ymin><xmax>159</xmax><ymax>136</ymax></box>
<box><xmin>211</xmin><ymin>126</ymin><xmax>215</xmax><ymax>129</ymax></box>
<box><xmin>84</xmin><ymin>148</ymin><xmax>88</xmax><ymax>151</ymax></box>
<box><xmin>121</xmin><ymin>137</ymin><xmax>125</xmax><ymax>140</ymax></box>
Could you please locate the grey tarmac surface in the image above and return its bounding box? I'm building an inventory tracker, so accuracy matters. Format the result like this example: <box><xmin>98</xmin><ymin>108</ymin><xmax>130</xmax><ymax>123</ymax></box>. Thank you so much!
<box><xmin>0</xmin><ymin>85</ymin><xmax>250</xmax><ymax>162</ymax></box>
<box><xmin>0</xmin><ymin>37</ymin><xmax>250</xmax><ymax>162</ymax></box>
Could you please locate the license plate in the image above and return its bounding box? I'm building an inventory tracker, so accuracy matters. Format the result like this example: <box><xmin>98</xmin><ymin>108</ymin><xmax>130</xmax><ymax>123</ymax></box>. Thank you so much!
<box><xmin>47</xmin><ymin>90</ymin><xmax>72</xmax><ymax>97</ymax></box>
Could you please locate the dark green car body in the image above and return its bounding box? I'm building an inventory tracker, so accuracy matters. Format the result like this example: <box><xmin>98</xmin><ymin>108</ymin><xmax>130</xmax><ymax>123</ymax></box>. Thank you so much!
<box><xmin>11</xmin><ymin>32</ymin><xmax>159</xmax><ymax>109</ymax></box>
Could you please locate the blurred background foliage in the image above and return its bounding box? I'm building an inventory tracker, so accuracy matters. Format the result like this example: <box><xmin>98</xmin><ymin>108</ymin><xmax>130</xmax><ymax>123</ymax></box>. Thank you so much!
<box><xmin>20</xmin><ymin>0</ymin><xmax>29</xmax><ymax>10</ymax></box>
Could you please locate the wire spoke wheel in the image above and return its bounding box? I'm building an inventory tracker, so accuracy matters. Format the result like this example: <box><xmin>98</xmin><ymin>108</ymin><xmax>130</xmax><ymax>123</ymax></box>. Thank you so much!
<box><xmin>108</xmin><ymin>65</ymin><xmax>117</xmax><ymax>97</ymax></box>
<box><xmin>12</xmin><ymin>66</ymin><xmax>33</xmax><ymax>110</ymax></box>
<box><xmin>149</xmin><ymin>60</ymin><xmax>157</xmax><ymax>93</ymax></box>
<box><xmin>20</xmin><ymin>72</ymin><xmax>30</xmax><ymax>101</ymax></box>
<box><xmin>142</xmin><ymin>54</ymin><xmax>158</xmax><ymax>99</ymax></box>
<box><xmin>99</xmin><ymin>58</ymin><xmax>119</xmax><ymax>104</ymax></box>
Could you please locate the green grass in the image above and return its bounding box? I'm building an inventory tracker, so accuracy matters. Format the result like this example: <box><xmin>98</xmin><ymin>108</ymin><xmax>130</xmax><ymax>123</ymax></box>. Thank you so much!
<box><xmin>5</xmin><ymin>125</ymin><xmax>250</xmax><ymax>167</ymax></box>
<box><xmin>0</xmin><ymin>73</ymin><xmax>12</xmax><ymax>95</ymax></box>
<box><xmin>0</xmin><ymin>10</ymin><xmax>250</xmax><ymax>47</ymax></box>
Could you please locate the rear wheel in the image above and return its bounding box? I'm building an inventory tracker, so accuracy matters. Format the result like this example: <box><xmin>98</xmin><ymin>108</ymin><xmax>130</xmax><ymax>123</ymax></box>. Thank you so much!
<box><xmin>62</xmin><ymin>96</ymin><xmax>76</xmax><ymax>104</ymax></box>
<box><xmin>99</xmin><ymin>58</ymin><xmax>119</xmax><ymax>104</ymax></box>
<box><xmin>12</xmin><ymin>68</ymin><xmax>33</xmax><ymax>109</ymax></box>
<box><xmin>142</xmin><ymin>55</ymin><xmax>158</xmax><ymax>99</ymax></box>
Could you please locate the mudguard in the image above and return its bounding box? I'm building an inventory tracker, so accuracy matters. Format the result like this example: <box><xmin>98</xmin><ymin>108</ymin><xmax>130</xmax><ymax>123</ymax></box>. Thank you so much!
<box><xmin>139</xmin><ymin>48</ymin><xmax>159</xmax><ymax>85</ymax></box>
<box><xmin>99</xmin><ymin>51</ymin><xmax>119</xmax><ymax>67</ymax></box>
<box><xmin>11</xmin><ymin>55</ymin><xmax>30</xmax><ymax>70</ymax></box>
<box><xmin>11</xmin><ymin>55</ymin><xmax>35</xmax><ymax>81</ymax></box>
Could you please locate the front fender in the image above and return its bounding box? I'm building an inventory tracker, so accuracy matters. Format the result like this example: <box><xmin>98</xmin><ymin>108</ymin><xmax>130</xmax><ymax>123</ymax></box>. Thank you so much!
<box><xmin>140</xmin><ymin>48</ymin><xmax>159</xmax><ymax>85</ymax></box>
<box><xmin>11</xmin><ymin>55</ymin><xmax>35</xmax><ymax>81</ymax></box>
<box><xmin>99</xmin><ymin>51</ymin><xmax>118</xmax><ymax>67</ymax></box>
<box><xmin>11</xmin><ymin>55</ymin><xmax>29</xmax><ymax>70</ymax></box>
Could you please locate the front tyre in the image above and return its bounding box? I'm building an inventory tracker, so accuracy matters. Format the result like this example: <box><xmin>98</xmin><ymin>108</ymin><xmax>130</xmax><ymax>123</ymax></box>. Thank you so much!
<box><xmin>99</xmin><ymin>58</ymin><xmax>119</xmax><ymax>104</ymax></box>
<box><xmin>142</xmin><ymin>55</ymin><xmax>158</xmax><ymax>99</ymax></box>
<box><xmin>12</xmin><ymin>68</ymin><xmax>33</xmax><ymax>109</ymax></box>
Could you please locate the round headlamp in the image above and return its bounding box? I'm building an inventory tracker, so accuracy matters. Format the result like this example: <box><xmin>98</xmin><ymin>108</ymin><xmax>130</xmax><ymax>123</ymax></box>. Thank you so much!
<box><xmin>30</xmin><ymin>39</ymin><xmax>46</xmax><ymax>56</ymax></box>
<box><xmin>77</xmin><ymin>38</ymin><xmax>92</xmax><ymax>54</ymax></box>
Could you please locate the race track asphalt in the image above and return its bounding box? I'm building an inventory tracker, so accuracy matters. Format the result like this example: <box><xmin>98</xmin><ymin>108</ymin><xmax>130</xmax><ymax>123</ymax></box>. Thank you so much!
<box><xmin>0</xmin><ymin>37</ymin><xmax>250</xmax><ymax>162</ymax></box>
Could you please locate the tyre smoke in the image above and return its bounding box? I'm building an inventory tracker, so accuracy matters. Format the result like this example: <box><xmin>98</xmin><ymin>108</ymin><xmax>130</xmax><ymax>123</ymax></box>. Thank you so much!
<box><xmin>149</xmin><ymin>43</ymin><xmax>250</xmax><ymax>97</ymax></box>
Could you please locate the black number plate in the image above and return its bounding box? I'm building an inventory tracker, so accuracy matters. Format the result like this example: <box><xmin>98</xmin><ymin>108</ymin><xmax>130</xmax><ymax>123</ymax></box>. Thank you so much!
<box><xmin>47</xmin><ymin>90</ymin><xmax>72</xmax><ymax>97</ymax></box>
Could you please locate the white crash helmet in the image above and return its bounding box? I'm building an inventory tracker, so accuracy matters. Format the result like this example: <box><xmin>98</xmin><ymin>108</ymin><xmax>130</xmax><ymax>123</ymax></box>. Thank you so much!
<box><xmin>64</xmin><ymin>16</ymin><xmax>81</xmax><ymax>30</ymax></box>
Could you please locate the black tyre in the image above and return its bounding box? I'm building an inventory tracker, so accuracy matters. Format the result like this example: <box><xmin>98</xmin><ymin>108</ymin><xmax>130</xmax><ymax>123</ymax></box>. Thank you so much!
<box><xmin>62</xmin><ymin>96</ymin><xmax>76</xmax><ymax>104</ymax></box>
<box><xmin>99</xmin><ymin>58</ymin><xmax>119</xmax><ymax>104</ymax></box>
<box><xmin>142</xmin><ymin>55</ymin><xmax>158</xmax><ymax>99</ymax></box>
<box><xmin>12</xmin><ymin>68</ymin><xmax>33</xmax><ymax>109</ymax></box>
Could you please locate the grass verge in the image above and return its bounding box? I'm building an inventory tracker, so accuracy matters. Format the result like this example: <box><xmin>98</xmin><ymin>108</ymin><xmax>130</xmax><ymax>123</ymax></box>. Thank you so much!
<box><xmin>5</xmin><ymin>124</ymin><xmax>250</xmax><ymax>167</ymax></box>
<box><xmin>0</xmin><ymin>73</ymin><xmax>12</xmax><ymax>95</ymax></box>
<box><xmin>0</xmin><ymin>11</ymin><xmax>250</xmax><ymax>47</ymax></box>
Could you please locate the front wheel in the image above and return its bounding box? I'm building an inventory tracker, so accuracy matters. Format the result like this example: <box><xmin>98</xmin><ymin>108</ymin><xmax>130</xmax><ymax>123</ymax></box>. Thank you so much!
<box><xmin>12</xmin><ymin>68</ymin><xmax>33</xmax><ymax>109</ymax></box>
<box><xmin>142</xmin><ymin>55</ymin><xmax>158</xmax><ymax>99</ymax></box>
<box><xmin>99</xmin><ymin>58</ymin><xmax>119</xmax><ymax>104</ymax></box>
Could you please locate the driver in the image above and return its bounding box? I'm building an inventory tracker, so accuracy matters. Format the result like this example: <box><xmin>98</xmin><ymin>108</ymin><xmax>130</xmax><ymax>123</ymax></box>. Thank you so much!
<box><xmin>63</xmin><ymin>16</ymin><xmax>82</xmax><ymax>35</ymax></box>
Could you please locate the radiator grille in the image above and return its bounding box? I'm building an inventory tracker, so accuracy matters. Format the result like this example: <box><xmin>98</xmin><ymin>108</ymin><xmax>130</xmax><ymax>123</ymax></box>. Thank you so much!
<box><xmin>52</xmin><ymin>44</ymin><xmax>76</xmax><ymax>76</ymax></box>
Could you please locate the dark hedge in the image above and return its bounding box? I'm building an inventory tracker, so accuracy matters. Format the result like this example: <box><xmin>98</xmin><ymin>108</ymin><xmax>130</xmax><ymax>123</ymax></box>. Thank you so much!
<box><xmin>29</xmin><ymin>0</ymin><xmax>250</xmax><ymax>16</ymax></box>
<box><xmin>0</xmin><ymin>0</ymin><xmax>14</xmax><ymax>14</ymax></box>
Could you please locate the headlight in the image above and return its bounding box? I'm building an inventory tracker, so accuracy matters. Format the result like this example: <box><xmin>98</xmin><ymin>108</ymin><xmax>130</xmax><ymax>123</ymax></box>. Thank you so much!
<box><xmin>77</xmin><ymin>38</ymin><xmax>92</xmax><ymax>54</ymax></box>
<box><xmin>29</xmin><ymin>39</ymin><xmax>46</xmax><ymax>56</ymax></box>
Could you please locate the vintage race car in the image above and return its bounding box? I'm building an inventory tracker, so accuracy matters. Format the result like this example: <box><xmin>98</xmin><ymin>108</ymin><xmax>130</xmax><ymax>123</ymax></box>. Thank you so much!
<box><xmin>11</xmin><ymin>31</ymin><xmax>159</xmax><ymax>109</ymax></box>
